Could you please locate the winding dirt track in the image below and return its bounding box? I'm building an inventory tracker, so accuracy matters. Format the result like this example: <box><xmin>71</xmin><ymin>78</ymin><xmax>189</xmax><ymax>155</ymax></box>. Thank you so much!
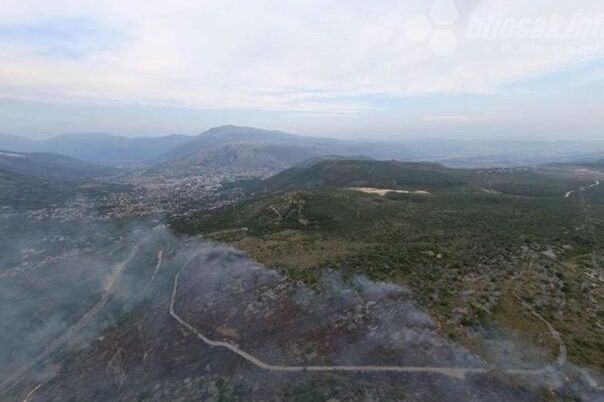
<box><xmin>514</xmin><ymin>295</ymin><xmax>567</xmax><ymax>366</ymax></box>
<box><xmin>0</xmin><ymin>239</ymin><xmax>146</xmax><ymax>397</ymax></box>
<box><xmin>169</xmin><ymin>260</ymin><xmax>566</xmax><ymax>380</ymax></box>
<box><xmin>564</xmin><ymin>179</ymin><xmax>600</xmax><ymax>198</ymax></box>
<box><xmin>21</xmin><ymin>383</ymin><xmax>43</xmax><ymax>402</ymax></box>
<box><xmin>0</xmin><ymin>212</ymin><xmax>577</xmax><ymax>398</ymax></box>
<box><xmin>146</xmin><ymin>249</ymin><xmax>164</xmax><ymax>286</ymax></box>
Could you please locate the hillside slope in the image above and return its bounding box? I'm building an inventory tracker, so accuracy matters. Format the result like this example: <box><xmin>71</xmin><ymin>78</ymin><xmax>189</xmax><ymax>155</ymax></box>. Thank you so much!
<box><xmin>155</xmin><ymin>125</ymin><xmax>363</xmax><ymax>175</ymax></box>
<box><xmin>0</xmin><ymin>150</ymin><xmax>116</xmax><ymax>181</ymax></box>
<box><xmin>39</xmin><ymin>133</ymin><xmax>192</xmax><ymax>166</ymax></box>
<box><xmin>0</xmin><ymin>168</ymin><xmax>77</xmax><ymax>209</ymax></box>
<box><xmin>265</xmin><ymin>160</ymin><xmax>462</xmax><ymax>192</ymax></box>
<box><xmin>171</xmin><ymin>160</ymin><xmax>604</xmax><ymax>375</ymax></box>
<box><xmin>0</xmin><ymin>133</ymin><xmax>192</xmax><ymax>166</ymax></box>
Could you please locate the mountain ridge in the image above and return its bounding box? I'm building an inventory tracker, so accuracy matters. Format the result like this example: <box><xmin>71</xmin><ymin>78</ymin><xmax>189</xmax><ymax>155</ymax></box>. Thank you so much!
<box><xmin>0</xmin><ymin>150</ymin><xmax>116</xmax><ymax>181</ymax></box>
<box><xmin>3</xmin><ymin>126</ymin><xmax>604</xmax><ymax>171</ymax></box>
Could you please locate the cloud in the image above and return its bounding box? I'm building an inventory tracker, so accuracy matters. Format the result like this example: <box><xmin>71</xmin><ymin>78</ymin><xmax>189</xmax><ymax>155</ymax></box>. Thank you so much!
<box><xmin>0</xmin><ymin>0</ymin><xmax>603</xmax><ymax>116</ymax></box>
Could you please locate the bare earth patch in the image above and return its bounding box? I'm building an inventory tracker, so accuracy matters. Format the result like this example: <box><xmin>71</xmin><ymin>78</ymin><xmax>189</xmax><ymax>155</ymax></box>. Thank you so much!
<box><xmin>346</xmin><ymin>187</ymin><xmax>431</xmax><ymax>196</ymax></box>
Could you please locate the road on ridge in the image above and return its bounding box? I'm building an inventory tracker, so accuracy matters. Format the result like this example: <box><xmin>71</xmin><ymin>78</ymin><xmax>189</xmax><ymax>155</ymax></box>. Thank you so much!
<box><xmin>169</xmin><ymin>259</ymin><xmax>566</xmax><ymax>380</ymax></box>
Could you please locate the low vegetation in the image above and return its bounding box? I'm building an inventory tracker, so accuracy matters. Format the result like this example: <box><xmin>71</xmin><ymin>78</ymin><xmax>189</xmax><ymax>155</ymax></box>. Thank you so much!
<box><xmin>171</xmin><ymin>160</ymin><xmax>604</xmax><ymax>371</ymax></box>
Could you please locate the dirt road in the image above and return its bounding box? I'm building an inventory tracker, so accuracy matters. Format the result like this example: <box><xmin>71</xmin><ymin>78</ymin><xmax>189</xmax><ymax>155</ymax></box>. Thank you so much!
<box><xmin>564</xmin><ymin>179</ymin><xmax>600</xmax><ymax>198</ymax></box>
<box><xmin>514</xmin><ymin>295</ymin><xmax>567</xmax><ymax>366</ymax></box>
<box><xmin>169</xmin><ymin>260</ymin><xmax>567</xmax><ymax>380</ymax></box>
<box><xmin>0</xmin><ymin>238</ymin><xmax>146</xmax><ymax>397</ymax></box>
<box><xmin>146</xmin><ymin>249</ymin><xmax>164</xmax><ymax>286</ymax></box>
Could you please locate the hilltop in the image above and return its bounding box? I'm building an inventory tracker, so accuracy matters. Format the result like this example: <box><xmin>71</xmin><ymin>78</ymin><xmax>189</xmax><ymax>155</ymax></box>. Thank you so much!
<box><xmin>154</xmin><ymin>126</ymin><xmax>363</xmax><ymax>175</ymax></box>
<box><xmin>264</xmin><ymin>160</ymin><xmax>462</xmax><ymax>192</ymax></box>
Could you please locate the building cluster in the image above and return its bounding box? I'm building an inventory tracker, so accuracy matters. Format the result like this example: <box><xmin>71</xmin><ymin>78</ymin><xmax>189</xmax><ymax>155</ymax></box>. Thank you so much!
<box><xmin>97</xmin><ymin>171</ymin><xmax>260</xmax><ymax>219</ymax></box>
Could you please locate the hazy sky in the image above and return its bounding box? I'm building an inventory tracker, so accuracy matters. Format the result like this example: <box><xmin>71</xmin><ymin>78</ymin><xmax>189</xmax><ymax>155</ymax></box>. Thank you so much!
<box><xmin>1</xmin><ymin>0</ymin><xmax>604</xmax><ymax>139</ymax></box>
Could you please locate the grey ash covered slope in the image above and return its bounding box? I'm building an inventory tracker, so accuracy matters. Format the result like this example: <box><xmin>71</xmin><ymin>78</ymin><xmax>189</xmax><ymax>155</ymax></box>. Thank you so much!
<box><xmin>17</xmin><ymin>237</ymin><xmax>561</xmax><ymax>402</ymax></box>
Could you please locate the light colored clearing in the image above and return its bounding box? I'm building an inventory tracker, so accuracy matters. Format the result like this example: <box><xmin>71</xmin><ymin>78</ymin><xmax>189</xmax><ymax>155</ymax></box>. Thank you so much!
<box><xmin>541</xmin><ymin>247</ymin><xmax>557</xmax><ymax>260</ymax></box>
<box><xmin>0</xmin><ymin>151</ymin><xmax>25</xmax><ymax>158</ymax></box>
<box><xmin>482</xmin><ymin>188</ymin><xmax>501</xmax><ymax>195</ymax></box>
<box><xmin>346</xmin><ymin>187</ymin><xmax>431</xmax><ymax>196</ymax></box>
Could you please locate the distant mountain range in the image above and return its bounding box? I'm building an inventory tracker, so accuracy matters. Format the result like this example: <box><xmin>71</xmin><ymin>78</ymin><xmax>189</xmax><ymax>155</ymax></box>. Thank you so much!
<box><xmin>153</xmin><ymin>125</ymin><xmax>370</xmax><ymax>174</ymax></box>
<box><xmin>0</xmin><ymin>150</ymin><xmax>116</xmax><ymax>181</ymax></box>
<box><xmin>585</xmin><ymin>160</ymin><xmax>604</xmax><ymax>168</ymax></box>
<box><xmin>0</xmin><ymin>150</ymin><xmax>117</xmax><ymax>209</ymax></box>
<box><xmin>0</xmin><ymin>132</ymin><xmax>191</xmax><ymax>167</ymax></box>
<box><xmin>2</xmin><ymin>125</ymin><xmax>604</xmax><ymax>172</ymax></box>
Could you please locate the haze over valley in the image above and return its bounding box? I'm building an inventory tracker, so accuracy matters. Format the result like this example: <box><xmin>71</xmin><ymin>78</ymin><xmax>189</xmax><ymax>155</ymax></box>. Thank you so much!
<box><xmin>2</xmin><ymin>1</ymin><xmax>604</xmax><ymax>401</ymax></box>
